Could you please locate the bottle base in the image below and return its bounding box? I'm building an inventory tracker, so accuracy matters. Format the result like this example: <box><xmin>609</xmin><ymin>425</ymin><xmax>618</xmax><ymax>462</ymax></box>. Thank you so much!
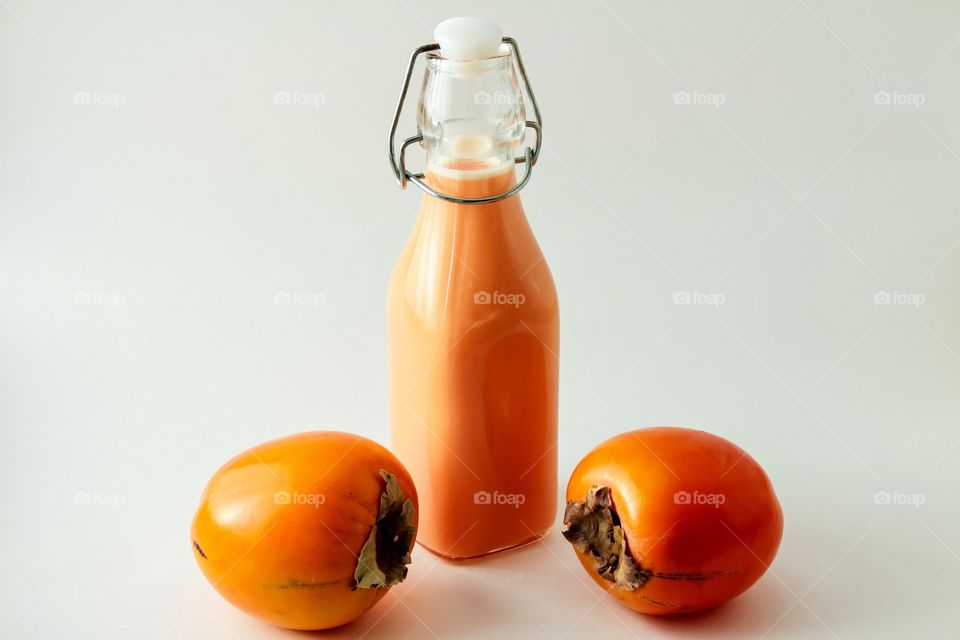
<box><xmin>415</xmin><ymin>527</ymin><xmax>552</xmax><ymax>561</ymax></box>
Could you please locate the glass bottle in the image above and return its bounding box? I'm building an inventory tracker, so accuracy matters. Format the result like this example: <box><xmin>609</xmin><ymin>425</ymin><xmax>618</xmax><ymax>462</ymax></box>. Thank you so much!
<box><xmin>387</xmin><ymin>18</ymin><xmax>558</xmax><ymax>559</ymax></box>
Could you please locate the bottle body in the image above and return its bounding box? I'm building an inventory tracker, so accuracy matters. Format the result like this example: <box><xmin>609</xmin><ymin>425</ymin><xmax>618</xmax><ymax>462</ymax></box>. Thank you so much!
<box><xmin>387</xmin><ymin>166</ymin><xmax>558</xmax><ymax>558</ymax></box>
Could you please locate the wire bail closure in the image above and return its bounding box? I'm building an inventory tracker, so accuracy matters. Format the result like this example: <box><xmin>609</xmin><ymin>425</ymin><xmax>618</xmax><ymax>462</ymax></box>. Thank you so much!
<box><xmin>388</xmin><ymin>37</ymin><xmax>542</xmax><ymax>205</ymax></box>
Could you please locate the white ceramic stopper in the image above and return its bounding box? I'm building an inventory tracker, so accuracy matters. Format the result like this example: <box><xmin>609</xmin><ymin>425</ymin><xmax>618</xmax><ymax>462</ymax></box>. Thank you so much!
<box><xmin>434</xmin><ymin>17</ymin><xmax>503</xmax><ymax>61</ymax></box>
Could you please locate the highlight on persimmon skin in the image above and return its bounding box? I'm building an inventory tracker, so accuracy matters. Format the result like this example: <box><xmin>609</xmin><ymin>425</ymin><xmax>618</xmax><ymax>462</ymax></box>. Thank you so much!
<box><xmin>190</xmin><ymin>431</ymin><xmax>418</xmax><ymax>631</ymax></box>
<box><xmin>562</xmin><ymin>427</ymin><xmax>783</xmax><ymax>615</ymax></box>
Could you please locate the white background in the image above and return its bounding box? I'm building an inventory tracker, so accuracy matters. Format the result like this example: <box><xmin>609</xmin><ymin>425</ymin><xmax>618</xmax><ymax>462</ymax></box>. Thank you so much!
<box><xmin>3</xmin><ymin>1</ymin><xmax>960</xmax><ymax>638</ymax></box>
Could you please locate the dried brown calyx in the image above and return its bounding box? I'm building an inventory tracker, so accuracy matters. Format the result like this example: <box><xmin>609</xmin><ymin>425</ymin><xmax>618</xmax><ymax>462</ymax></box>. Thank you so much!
<box><xmin>561</xmin><ymin>486</ymin><xmax>651</xmax><ymax>591</ymax></box>
<box><xmin>354</xmin><ymin>470</ymin><xmax>417</xmax><ymax>590</ymax></box>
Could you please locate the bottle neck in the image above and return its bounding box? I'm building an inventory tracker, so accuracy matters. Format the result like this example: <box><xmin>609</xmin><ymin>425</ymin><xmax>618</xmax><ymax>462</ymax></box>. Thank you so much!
<box><xmin>417</xmin><ymin>50</ymin><xmax>525</xmax><ymax>184</ymax></box>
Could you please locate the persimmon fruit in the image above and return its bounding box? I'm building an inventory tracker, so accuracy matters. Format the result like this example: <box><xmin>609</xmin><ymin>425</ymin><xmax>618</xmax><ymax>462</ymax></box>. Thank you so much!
<box><xmin>562</xmin><ymin>427</ymin><xmax>783</xmax><ymax>615</ymax></box>
<box><xmin>190</xmin><ymin>431</ymin><xmax>418</xmax><ymax>630</ymax></box>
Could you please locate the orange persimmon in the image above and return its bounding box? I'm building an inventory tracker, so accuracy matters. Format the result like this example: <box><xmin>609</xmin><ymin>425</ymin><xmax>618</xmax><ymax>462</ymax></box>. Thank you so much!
<box><xmin>562</xmin><ymin>427</ymin><xmax>783</xmax><ymax>615</ymax></box>
<box><xmin>190</xmin><ymin>431</ymin><xmax>418</xmax><ymax>630</ymax></box>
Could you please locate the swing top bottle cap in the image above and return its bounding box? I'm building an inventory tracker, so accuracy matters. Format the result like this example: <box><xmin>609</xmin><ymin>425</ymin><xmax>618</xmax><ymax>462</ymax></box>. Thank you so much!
<box><xmin>434</xmin><ymin>17</ymin><xmax>503</xmax><ymax>60</ymax></box>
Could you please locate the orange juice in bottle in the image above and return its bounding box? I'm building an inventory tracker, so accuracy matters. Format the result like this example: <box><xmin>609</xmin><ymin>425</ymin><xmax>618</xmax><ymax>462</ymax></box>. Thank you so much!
<box><xmin>387</xmin><ymin>18</ymin><xmax>558</xmax><ymax>559</ymax></box>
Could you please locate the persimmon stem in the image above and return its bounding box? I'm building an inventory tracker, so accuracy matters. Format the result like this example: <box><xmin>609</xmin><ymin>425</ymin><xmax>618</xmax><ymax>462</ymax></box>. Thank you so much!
<box><xmin>354</xmin><ymin>470</ymin><xmax>416</xmax><ymax>590</ymax></box>
<box><xmin>561</xmin><ymin>486</ymin><xmax>650</xmax><ymax>591</ymax></box>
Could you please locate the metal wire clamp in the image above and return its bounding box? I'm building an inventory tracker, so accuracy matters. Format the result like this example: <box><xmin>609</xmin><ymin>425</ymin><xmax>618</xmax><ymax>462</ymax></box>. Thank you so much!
<box><xmin>388</xmin><ymin>37</ymin><xmax>542</xmax><ymax>205</ymax></box>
